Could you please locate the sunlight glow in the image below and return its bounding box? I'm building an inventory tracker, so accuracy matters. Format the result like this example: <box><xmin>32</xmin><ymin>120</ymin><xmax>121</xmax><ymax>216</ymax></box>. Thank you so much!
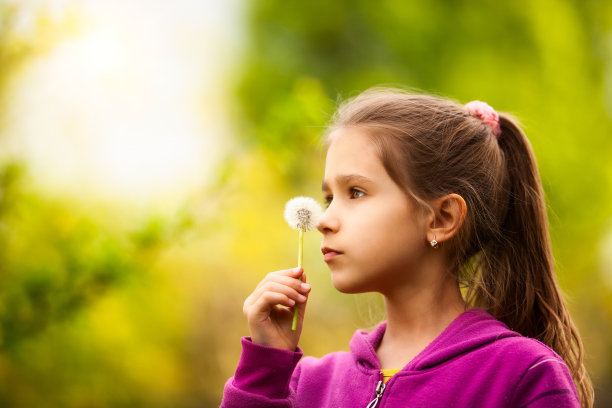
<box><xmin>3</xmin><ymin>0</ymin><xmax>241</xmax><ymax>206</ymax></box>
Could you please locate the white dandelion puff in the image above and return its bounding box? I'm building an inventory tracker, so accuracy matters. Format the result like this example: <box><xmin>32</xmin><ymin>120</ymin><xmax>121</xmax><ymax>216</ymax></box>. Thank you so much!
<box><xmin>284</xmin><ymin>196</ymin><xmax>323</xmax><ymax>231</ymax></box>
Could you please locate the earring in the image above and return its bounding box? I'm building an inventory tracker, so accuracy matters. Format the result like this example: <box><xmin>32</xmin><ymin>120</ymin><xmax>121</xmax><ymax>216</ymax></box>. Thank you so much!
<box><xmin>430</xmin><ymin>236</ymin><xmax>439</xmax><ymax>249</ymax></box>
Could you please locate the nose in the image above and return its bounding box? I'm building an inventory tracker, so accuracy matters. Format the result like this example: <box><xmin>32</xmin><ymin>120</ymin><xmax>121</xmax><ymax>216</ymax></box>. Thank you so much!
<box><xmin>317</xmin><ymin>204</ymin><xmax>339</xmax><ymax>234</ymax></box>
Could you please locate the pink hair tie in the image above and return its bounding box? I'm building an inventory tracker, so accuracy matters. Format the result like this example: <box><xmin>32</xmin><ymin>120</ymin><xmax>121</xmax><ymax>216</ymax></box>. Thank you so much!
<box><xmin>465</xmin><ymin>100</ymin><xmax>502</xmax><ymax>137</ymax></box>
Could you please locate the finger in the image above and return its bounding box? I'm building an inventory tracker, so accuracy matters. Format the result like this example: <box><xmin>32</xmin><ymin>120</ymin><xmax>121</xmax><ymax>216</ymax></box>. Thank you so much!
<box><xmin>246</xmin><ymin>268</ymin><xmax>305</xmax><ymax>314</ymax></box>
<box><xmin>258</xmin><ymin>267</ymin><xmax>304</xmax><ymax>286</ymax></box>
<box><xmin>258</xmin><ymin>274</ymin><xmax>311</xmax><ymax>295</ymax></box>
<box><xmin>296</xmin><ymin>272</ymin><xmax>310</xmax><ymax>293</ymax></box>
<box><xmin>252</xmin><ymin>281</ymin><xmax>308</xmax><ymax>305</ymax></box>
<box><xmin>243</xmin><ymin>287</ymin><xmax>262</xmax><ymax>309</ymax></box>
<box><xmin>249</xmin><ymin>292</ymin><xmax>296</xmax><ymax>320</ymax></box>
<box><xmin>243</xmin><ymin>293</ymin><xmax>255</xmax><ymax>315</ymax></box>
<box><xmin>255</xmin><ymin>267</ymin><xmax>305</xmax><ymax>291</ymax></box>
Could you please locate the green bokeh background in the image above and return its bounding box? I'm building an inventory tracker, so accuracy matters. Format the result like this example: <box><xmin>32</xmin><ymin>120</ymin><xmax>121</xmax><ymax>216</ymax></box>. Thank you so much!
<box><xmin>1</xmin><ymin>1</ymin><xmax>611</xmax><ymax>406</ymax></box>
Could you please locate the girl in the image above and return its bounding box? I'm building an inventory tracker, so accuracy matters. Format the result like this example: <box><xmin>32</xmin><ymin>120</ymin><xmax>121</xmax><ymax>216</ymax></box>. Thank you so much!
<box><xmin>221</xmin><ymin>88</ymin><xmax>594</xmax><ymax>407</ymax></box>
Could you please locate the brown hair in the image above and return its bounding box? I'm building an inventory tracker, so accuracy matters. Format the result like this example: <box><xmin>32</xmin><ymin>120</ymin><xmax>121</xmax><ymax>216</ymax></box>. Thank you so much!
<box><xmin>327</xmin><ymin>87</ymin><xmax>593</xmax><ymax>408</ymax></box>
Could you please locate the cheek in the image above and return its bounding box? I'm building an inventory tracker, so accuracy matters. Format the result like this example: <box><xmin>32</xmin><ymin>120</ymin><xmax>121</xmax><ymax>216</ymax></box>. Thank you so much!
<box><xmin>363</xmin><ymin>209</ymin><xmax>425</xmax><ymax>265</ymax></box>
<box><xmin>364</xmin><ymin>206</ymin><xmax>421</xmax><ymax>244</ymax></box>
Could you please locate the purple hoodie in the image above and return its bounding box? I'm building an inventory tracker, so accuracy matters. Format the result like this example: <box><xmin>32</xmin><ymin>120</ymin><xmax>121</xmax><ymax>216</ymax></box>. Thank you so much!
<box><xmin>221</xmin><ymin>308</ymin><xmax>580</xmax><ymax>407</ymax></box>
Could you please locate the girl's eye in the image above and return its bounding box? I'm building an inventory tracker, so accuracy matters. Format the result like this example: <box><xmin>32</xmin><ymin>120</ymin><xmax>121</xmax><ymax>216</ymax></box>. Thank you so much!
<box><xmin>350</xmin><ymin>188</ymin><xmax>365</xmax><ymax>199</ymax></box>
<box><xmin>324</xmin><ymin>195</ymin><xmax>333</xmax><ymax>208</ymax></box>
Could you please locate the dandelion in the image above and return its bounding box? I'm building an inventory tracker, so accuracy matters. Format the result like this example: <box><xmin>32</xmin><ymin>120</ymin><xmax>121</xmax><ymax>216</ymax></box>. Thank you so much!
<box><xmin>284</xmin><ymin>196</ymin><xmax>323</xmax><ymax>330</ymax></box>
<box><xmin>284</xmin><ymin>196</ymin><xmax>322</xmax><ymax>232</ymax></box>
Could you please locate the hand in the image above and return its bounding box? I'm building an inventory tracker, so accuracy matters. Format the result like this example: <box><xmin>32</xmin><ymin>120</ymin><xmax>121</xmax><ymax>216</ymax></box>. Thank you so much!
<box><xmin>243</xmin><ymin>267</ymin><xmax>311</xmax><ymax>351</ymax></box>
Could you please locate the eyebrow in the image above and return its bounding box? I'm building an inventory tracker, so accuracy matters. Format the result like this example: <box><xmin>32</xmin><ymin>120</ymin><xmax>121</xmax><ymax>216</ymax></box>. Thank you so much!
<box><xmin>321</xmin><ymin>174</ymin><xmax>375</xmax><ymax>192</ymax></box>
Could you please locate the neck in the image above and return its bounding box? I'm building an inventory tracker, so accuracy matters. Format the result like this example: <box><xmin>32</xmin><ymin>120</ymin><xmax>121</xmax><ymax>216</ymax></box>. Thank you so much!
<box><xmin>376</xmin><ymin>259</ymin><xmax>466</xmax><ymax>368</ymax></box>
<box><xmin>383</xmin><ymin>278</ymin><xmax>465</xmax><ymax>341</ymax></box>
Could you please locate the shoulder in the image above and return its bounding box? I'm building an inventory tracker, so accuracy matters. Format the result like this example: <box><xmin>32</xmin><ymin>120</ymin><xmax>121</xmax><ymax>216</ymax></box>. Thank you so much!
<box><xmin>448</xmin><ymin>310</ymin><xmax>565</xmax><ymax>366</ymax></box>
<box><xmin>493</xmin><ymin>337</ymin><xmax>580</xmax><ymax>407</ymax></box>
<box><xmin>477</xmin><ymin>333</ymin><xmax>571</xmax><ymax>378</ymax></box>
<box><xmin>493</xmin><ymin>335</ymin><xmax>564</xmax><ymax>363</ymax></box>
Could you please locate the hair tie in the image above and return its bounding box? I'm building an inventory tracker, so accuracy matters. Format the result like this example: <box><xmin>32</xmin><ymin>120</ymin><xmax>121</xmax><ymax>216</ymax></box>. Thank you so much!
<box><xmin>465</xmin><ymin>100</ymin><xmax>502</xmax><ymax>137</ymax></box>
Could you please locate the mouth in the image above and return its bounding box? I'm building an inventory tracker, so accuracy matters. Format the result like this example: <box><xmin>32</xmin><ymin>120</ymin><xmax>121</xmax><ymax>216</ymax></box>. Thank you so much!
<box><xmin>321</xmin><ymin>246</ymin><xmax>343</xmax><ymax>262</ymax></box>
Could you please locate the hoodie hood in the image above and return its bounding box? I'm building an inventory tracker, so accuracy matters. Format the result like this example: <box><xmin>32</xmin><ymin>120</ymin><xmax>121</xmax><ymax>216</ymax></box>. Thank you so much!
<box><xmin>349</xmin><ymin>308</ymin><xmax>521</xmax><ymax>371</ymax></box>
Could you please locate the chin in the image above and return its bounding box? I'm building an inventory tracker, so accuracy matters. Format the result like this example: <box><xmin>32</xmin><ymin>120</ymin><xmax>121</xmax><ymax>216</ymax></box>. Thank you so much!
<box><xmin>330</xmin><ymin>273</ymin><xmax>370</xmax><ymax>294</ymax></box>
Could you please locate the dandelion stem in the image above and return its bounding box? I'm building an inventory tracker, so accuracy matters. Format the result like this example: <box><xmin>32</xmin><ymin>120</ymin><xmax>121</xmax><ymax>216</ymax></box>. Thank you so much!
<box><xmin>292</xmin><ymin>229</ymin><xmax>304</xmax><ymax>331</ymax></box>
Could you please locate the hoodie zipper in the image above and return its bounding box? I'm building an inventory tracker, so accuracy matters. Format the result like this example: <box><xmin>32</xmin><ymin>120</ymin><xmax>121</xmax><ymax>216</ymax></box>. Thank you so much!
<box><xmin>365</xmin><ymin>371</ymin><xmax>386</xmax><ymax>408</ymax></box>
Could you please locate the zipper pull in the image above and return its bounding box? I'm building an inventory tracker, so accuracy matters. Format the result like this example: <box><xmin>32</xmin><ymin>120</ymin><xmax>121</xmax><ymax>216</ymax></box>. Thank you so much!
<box><xmin>365</xmin><ymin>379</ymin><xmax>386</xmax><ymax>408</ymax></box>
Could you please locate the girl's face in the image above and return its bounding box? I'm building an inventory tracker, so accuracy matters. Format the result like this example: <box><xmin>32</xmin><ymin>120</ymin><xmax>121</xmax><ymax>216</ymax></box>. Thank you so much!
<box><xmin>318</xmin><ymin>126</ymin><xmax>429</xmax><ymax>295</ymax></box>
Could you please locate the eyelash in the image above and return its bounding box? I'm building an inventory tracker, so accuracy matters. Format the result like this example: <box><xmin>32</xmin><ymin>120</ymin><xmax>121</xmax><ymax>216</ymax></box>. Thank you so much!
<box><xmin>350</xmin><ymin>188</ymin><xmax>366</xmax><ymax>199</ymax></box>
<box><xmin>324</xmin><ymin>188</ymin><xmax>365</xmax><ymax>208</ymax></box>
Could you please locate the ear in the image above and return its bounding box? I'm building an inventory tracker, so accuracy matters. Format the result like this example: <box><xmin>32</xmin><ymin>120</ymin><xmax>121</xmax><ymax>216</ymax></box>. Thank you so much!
<box><xmin>426</xmin><ymin>194</ymin><xmax>467</xmax><ymax>245</ymax></box>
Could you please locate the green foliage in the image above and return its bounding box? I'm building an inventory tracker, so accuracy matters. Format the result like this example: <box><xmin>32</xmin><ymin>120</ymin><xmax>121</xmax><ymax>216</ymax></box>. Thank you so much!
<box><xmin>0</xmin><ymin>163</ymin><xmax>136</xmax><ymax>350</ymax></box>
<box><xmin>0</xmin><ymin>9</ymin><xmax>199</xmax><ymax>406</ymax></box>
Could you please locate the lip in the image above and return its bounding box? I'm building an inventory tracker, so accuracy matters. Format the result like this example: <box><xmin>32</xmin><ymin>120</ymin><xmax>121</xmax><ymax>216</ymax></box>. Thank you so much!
<box><xmin>321</xmin><ymin>246</ymin><xmax>343</xmax><ymax>262</ymax></box>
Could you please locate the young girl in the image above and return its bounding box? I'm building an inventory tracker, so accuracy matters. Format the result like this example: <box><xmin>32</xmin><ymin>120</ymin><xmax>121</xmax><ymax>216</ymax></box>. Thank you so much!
<box><xmin>221</xmin><ymin>88</ymin><xmax>594</xmax><ymax>407</ymax></box>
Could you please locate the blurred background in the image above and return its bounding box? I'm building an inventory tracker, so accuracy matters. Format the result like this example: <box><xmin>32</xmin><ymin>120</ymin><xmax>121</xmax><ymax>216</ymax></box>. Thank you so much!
<box><xmin>0</xmin><ymin>0</ymin><xmax>610</xmax><ymax>406</ymax></box>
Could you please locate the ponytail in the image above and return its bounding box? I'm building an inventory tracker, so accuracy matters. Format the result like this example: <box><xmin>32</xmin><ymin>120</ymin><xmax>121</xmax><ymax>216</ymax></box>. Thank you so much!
<box><xmin>467</xmin><ymin>115</ymin><xmax>594</xmax><ymax>408</ymax></box>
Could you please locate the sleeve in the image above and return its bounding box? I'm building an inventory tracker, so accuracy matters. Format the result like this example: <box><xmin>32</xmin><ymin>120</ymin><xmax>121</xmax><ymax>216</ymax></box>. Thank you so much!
<box><xmin>510</xmin><ymin>356</ymin><xmax>581</xmax><ymax>408</ymax></box>
<box><xmin>220</xmin><ymin>337</ymin><xmax>304</xmax><ymax>408</ymax></box>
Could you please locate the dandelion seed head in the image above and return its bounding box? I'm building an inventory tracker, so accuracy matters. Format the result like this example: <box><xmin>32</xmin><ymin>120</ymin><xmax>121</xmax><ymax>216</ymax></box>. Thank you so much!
<box><xmin>284</xmin><ymin>196</ymin><xmax>323</xmax><ymax>231</ymax></box>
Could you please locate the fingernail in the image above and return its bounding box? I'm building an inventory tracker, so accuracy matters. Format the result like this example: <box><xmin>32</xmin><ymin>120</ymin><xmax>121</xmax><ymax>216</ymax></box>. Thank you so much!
<box><xmin>294</xmin><ymin>267</ymin><xmax>302</xmax><ymax>272</ymax></box>
<box><xmin>301</xmin><ymin>283</ymin><xmax>311</xmax><ymax>291</ymax></box>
